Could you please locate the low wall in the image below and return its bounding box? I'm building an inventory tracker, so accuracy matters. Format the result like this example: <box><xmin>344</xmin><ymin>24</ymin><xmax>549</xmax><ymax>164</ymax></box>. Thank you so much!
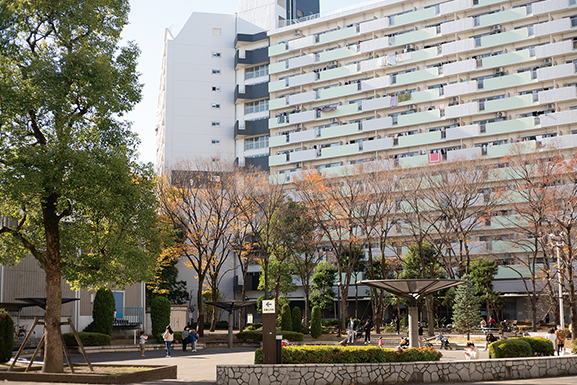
<box><xmin>216</xmin><ymin>355</ymin><xmax>577</xmax><ymax>385</ymax></box>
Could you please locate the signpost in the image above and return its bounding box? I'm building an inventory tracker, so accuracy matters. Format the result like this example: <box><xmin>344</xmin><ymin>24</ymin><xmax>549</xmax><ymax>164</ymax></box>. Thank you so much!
<box><xmin>262</xmin><ymin>299</ymin><xmax>277</xmax><ymax>364</ymax></box>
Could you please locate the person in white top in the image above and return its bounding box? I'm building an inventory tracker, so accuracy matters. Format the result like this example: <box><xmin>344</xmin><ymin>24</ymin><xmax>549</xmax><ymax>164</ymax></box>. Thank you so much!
<box><xmin>464</xmin><ymin>342</ymin><xmax>479</xmax><ymax>360</ymax></box>
<box><xmin>546</xmin><ymin>327</ymin><xmax>558</xmax><ymax>355</ymax></box>
<box><xmin>162</xmin><ymin>325</ymin><xmax>174</xmax><ymax>357</ymax></box>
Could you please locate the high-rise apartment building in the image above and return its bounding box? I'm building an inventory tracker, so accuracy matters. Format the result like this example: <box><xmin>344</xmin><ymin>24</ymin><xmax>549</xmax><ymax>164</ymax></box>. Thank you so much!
<box><xmin>266</xmin><ymin>0</ymin><xmax>577</xmax><ymax>183</ymax></box>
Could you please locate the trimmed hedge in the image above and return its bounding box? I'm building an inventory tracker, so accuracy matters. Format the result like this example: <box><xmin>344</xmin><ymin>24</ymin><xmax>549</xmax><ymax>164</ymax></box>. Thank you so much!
<box><xmin>255</xmin><ymin>346</ymin><xmax>442</xmax><ymax>364</ymax></box>
<box><xmin>0</xmin><ymin>310</ymin><xmax>14</xmax><ymax>363</ymax></box>
<box><xmin>237</xmin><ymin>330</ymin><xmax>304</xmax><ymax>342</ymax></box>
<box><xmin>310</xmin><ymin>306</ymin><xmax>321</xmax><ymax>338</ymax></box>
<box><xmin>63</xmin><ymin>332</ymin><xmax>111</xmax><ymax>346</ymax></box>
<box><xmin>489</xmin><ymin>337</ymin><xmax>553</xmax><ymax>358</ymax></box>
<box><xmin>321</xmin><ymin>319</ymin><xmax>339</xmax><ymax>326</ymax></box>
<box><xmin>292</xmin><ymin>307</ymin><xmax>302</xmax><ymax>333</ymax></box>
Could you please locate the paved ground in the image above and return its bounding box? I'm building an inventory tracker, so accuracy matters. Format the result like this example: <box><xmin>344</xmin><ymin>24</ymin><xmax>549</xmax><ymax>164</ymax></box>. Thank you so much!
<box><xmin>4</xmin><ymin>342</ymin><xmax>576</xmax><ymax>384</ymax></box>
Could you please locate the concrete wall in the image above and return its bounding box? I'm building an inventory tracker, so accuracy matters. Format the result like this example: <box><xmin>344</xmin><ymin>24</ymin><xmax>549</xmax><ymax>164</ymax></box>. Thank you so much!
<box><xmin>217</xmin><ymin>355</ymin><xmax>577</xmax><ymax>385</ymax></box>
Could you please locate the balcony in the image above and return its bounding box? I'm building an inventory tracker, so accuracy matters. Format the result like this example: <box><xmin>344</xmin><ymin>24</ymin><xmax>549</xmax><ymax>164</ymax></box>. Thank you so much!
<box><xmin>480</xmin><ymin>28</ymin><xmax>529</xmax><ymax>49</ymax></box>
<box><xmin>360</xmin><ymin>37</ymin><xmax>389</xmax><ymax>53</ymax></box>
<box><xmin>360</xmin><ymin>76</ymin><xmax>390</xmax><ymax>92</ymax></box>
<box><xmin>288</xmin><ymin>91</ymin><xmax>315</xmax><ymax>106</ymax></box>
<box><xmin>245</xmin><ymin>156</ymin><xmax>269</xmax><ymax>171</ymax></box>
<box><xmin>114</xmin><ymin>307</ymin><xmax>144</xmax><ymax>326</ymax></box>
<box><xmin>481</xmin><ymin>49</ymin><xmax>531</xmax><ymax>69</ymax></box>
<box><xmin>289</xmin><ymin>72</ymin><xmax>315</xmax><ymax>87</ymax></box>
<box><xmin>288</xmin><ymin>54</ymin><xmax>315</xmax><ymax>70</ymax></box>
<box><xmin>289</xmin><ymin>149</ymin><xmax>317</xmax><ymax>163</ymax></box>
<box><xmin>395</xmin><ymin>8</ymin><xmax>438</xmax><ymax>27</ymax></box>
<box><xmin>537</xmin><ymin>63</ymin><xmax>575</xmax><ymax>82</ymax></box>
<box><xmin>235</xmin><ymin>83</ymin><xmax>268</xmax><ymax>102</ymax></box>
<box><xmin>442</xmin><ymin>59</ymin><xmax>476</xmax><ymax>76</ymax></box>
<box><xmin>398</xmin><ymin>130</ymin><xmax>442</xmax><ymax>148</ymax></box>
<box><xmin>317</xmin><ymin>47</ymin><xmax>357</xmax><ymax>63</ymax></box>
<box><xmin>320</xmin><ymin>103</ymin><xmax>360</xmax><ymax>120</ymax></box>
<box><xmin>269</xmin><ymin>42</ymin><xmax>288</xmax><ymax>56</ymax></box>
<box><xmin>319</xmin><ymin>65</ymin><xmax>358</xmax><ymax>82</ymax></box>
<box><xmin>269</xmin><ymin>153</ymin><xmax>289</xmax><ymax>166</ymax></box>
<box><xmin>235</xmin><ymin>47</ymin><xmax>269</xmax><ymax>68</ymax></box>
<box><xmin>399</xmin><ymin>154</ymin><xmax>429</xmax><ymax>168</ymax></box>
<box><xmin>318</xmin><ymin>26</ymin><xmax>358</xmax><ymax>44</ymax></box>
<box><xmin>535</xmin><ymin>40</ymin><xmax>573</xmax><ymax>59</ymax></box>
<box><xmin>445</xmin><ymin>102</ymin><xmax>479</xmax><ymax>119</ymax></box>
<box><xmin>234</xmin><ymin>119</ymin><xmax>269</xmax><ymax>138</ymax></box>
<box><xmin>483</xmin><ymin>117</ymin><xmax>535</xmax><ymax>135</ymax></box>
<box><xmin>397</xmin><ymin>68</ymin><xmax>439</xmax><ymax>86</ymax></box>
<box><xmin>363</xmin><ymin>137</ymin><xmax>393</xmax><ymax>152</ymax></box>
<box><xmin>394</xmin><ymin>27</ymin><xmax>438</xmax><ymax>47</ymax></box>
<box><xmin>486</xmin><ymin>141</ymin><xmax>536</xmax><ymax>158</ymax></box>
<box><xmin>441</xmin><ymin>38</ymin><xmax>475</xmax><ymax>55</ymax></box>
<box><xmin>446</xmin><ymin>125</ymin><xmax>480</xmax><ymax>140</ymax></box>
<box><xmin>289</xmin><ymin>129</ymin><xmax>315</xmax><ymax>144</ymax></box>
<box><xmin>319</xmin><ymin>123</ymin><xmax>360</xmax><ymax>139</ymax></box>
<box><xmin>533</xmin><ymin>0</ymin><xmax>570</xmax><ymax>14</ymax></box>
<box><xmin>321</xmin><ymin>143</ymin><xmax>359</xmax><ymax>158</ymax></box>
<box><xmin>440</xmin><ymin>18</ymin><xmax>474</xmax><ymax>34</ymax></box>
<box><xmin>445</xmin><ymin>81</ymin><xmax>478</xmax><ymax>97</ymax></box>
<box><xmin>540</xmin><ymin>110</ymin><xmax>577</xmax><ymax>127</ymax></box>
<box><xmin>361</xmin><ymin>96</ymin><xmax>391</xmax><ymax>112</ymax></box>
<box><xmin>447</xmin><ymin>147</ymin><xmax>482</xmax><ymax>161</ymax></box>
<box><xmin>362</xmin><ymin>117</ymin><xmax>393</xmax><ymax>132</ymax></box>
<box><xmin>288</xmin><ymin>35</ymin><xmax>315</xmax><ymax>51</ymax></box>
<box><xmin>538</xmin><ymin>86</ymin><xmax>576</xmax><ymax>104</ymax></box>
<box><xmin>360</xmin><ymin>17</ymin><xmax>389</xmax><ymax>34</ymax></box>
<box><xmin>484</xmin><ymin>94</ymin><xmax>534</xmax><ymax>113</ymax></box>
<box><xmin>478</xmin><ymin>7</ymin><xmax>526</xmax><ymax>27</ymax></box>
<box><xmin>483</xmin><ymin>72</ymin><xmax>532</xmax><ymax>91</ymax></box>
<box><xmin>534</xmin><ymin>18</ymin><xmax>571</xmax><ymax>37</ymax></box>
<box><xmin>319</xmin><ymin>83</ymin><xmax>359</xmax><ymax>100</ymax></box>
<box><xmin>235</xmin><ymin>31</ymin><xmax>268</xmax><ymax>47</ymax></box>
<box><xmin>440</xmin><ymin>0</ymin><xmax>473</xmax><ymax>14</ymax></box>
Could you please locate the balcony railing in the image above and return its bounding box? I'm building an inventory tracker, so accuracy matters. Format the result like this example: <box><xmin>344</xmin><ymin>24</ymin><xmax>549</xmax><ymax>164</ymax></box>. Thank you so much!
<box><xmin>114</xmin><ymin>307</ymin><xmax>144</xmax><ymax>326</ymax></box>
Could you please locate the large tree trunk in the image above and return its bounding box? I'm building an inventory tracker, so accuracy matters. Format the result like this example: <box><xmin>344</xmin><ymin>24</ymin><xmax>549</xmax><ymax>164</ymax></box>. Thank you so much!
<box><xmin>426</xmin><ymin>295</ymin><xmax>434</xmax><ymax>336</ymax></box>
<box><xmin>303</xmin><ymin>281</ymin><xmax>310</xmax><ymax>329</ymax></box>
<box><xmin>43</xmin><ymin>262</ymin><xmax>63</xmax><ymax>373</ymax></box>
<box><xmin>42</xmin><ymin>196</ymin><xmax>64</xmax><ymax>373</ymax></box>
<box><xmin>197</xmin><ymin>278</ymin><xmax>204</xmax><ymax>337</ymax></box>
<box><xmin>239</xmin><ymin>271</ymin><xmax>248</xmax><ymax>332</ymax></box>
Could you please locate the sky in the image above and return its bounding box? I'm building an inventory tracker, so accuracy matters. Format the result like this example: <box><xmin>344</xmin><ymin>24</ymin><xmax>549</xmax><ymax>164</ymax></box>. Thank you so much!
<box><xmin>122</xmin><ymin>0</ymin><xmax>364</xmax><ymax>165</ymax></box>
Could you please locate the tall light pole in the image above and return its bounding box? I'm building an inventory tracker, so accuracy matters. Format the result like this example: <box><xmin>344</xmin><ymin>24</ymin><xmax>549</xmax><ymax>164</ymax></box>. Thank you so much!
<box><xmin>549</xmin><ymin>234</ymin><xmax>565</xmax><ymax>330</ymax></box>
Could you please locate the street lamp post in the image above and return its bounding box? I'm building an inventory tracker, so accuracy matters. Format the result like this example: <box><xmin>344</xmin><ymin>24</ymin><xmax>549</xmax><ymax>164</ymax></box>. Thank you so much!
<box><xmin>549</xmin><ymin>234</ymin><xmax>565</xmax><ymax>330</ymax></box>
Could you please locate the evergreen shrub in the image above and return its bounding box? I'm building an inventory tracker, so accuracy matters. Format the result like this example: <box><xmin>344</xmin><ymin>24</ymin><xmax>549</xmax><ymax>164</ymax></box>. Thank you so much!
<box><xmin>291</xmin><ymin>306</ymin><xmax>302</xmax><ymax>333</ymax></box>
<box><xmin>0</xmin><ymin>309</ymin><xmax>14</xmax><ymax>363</ymax></box>
<box><xmin>92</xmin><ymin>288</ymin><xmax>115</xmax><ymax>336</ymax></box>
<box><xmin>62</xmin><ymin>332</ymin><xmax>111</xmax><ymax>346</ymax></box>
<box><xmin>281</xmin><ymin>304</ymin><xmax>292</xmax><ymax>331</ymax></box>
<box><xmin>254</xmin><ymin>346</ymin><xmax>442</xmax><ymax>364</ymax></box>
<box><xmin>489</xmin><ymin>337</ymin><xmax>533</xmax><ymax>358</ymax></box>
<box><xmin>310</xmin><ymin>306</ymin><xmax>321</xmax><ymax>338</ymax></box>
<box><xmin>150</xmin><ymin>296</ymin><xmax>171</xmax><ymax>340</ymax></box>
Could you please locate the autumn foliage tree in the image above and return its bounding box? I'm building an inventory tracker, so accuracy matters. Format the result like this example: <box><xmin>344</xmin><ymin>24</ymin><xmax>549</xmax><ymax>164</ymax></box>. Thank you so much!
<box><xmin>0</xmin><ymin>0</ymin><xmax>161</xmax><ymax>373</ymax></box>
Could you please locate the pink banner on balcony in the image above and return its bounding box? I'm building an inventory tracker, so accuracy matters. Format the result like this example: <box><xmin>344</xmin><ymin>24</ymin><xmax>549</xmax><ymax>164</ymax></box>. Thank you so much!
<box><xmin>428</xmin><ymin>152</ymin><xmax>441</xmax><ymax>163</ymax></box>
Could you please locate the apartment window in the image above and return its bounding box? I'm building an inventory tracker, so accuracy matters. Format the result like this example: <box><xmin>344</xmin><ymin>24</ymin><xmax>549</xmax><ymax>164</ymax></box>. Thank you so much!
<box><xmin>211</xmin><ymin>86</ymin><xmax>221</xmax><ymax>92</ymax></box>
<box><xmin>245</xmin><ymin>99</ymin><xmax>269</xmax><ymax>114</ymax></box>
<box><xmin>213</xmin><ymin>28</ymin><xmax>221</xmax><ymax>35</ymax></box>
<box><xmin>212</xmin><ymin>69</ymin><xmax>221</xmax><ymax>75</ymax></box>
<box><xmin>211</xmin><ymin>121</ymin><xmax>220</xmax><ymax>127</ymax></box>
<box><xmin>244</xmin><ymin>136</ymin><xmax>269</xmax><ymax>151</ymax></box>
<box><xmin>211</xmin><ymin>139</ymin><xmax>220</xmax><ymax>144</ymax></box>
<box><xmin>211</xmin><ymin>103</ymin><xmax>221</xmax><ymax>109</ymax></box>
<box><xmin>245</xmin><ymin>64</ymin><xmax>269</xmax><ymax>80</ymax></box>
<box><xmin>212</xmin><ymin>52</ymin><xmax>221</xmax><ymax>58</ymax></box>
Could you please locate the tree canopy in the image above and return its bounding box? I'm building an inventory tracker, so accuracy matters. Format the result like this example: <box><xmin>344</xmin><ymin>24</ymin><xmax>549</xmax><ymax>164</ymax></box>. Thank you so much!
<box><xmin>0</xmin><ymin>0</ymin><xmax>161</xmax><ymax>372</ymax></box>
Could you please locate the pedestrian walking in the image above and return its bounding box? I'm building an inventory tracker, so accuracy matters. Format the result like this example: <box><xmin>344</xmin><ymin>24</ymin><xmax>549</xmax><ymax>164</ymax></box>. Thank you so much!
<box><xmin>139</xmin><ymin>331</ymin><xmax>148</xmax><ymax>357</ymax></box>
<box><xmin>189</xmin><ymin>327</ymin><xmax>198</xmax><ymax>352</ymax></box>
<box><xmin>546</xmin><ymin>328</ymin><xmax>557</xmax><ymax>354</ymax></box>
<box><xmin>182</xmin><ymin>326</ymin><xmax>189</xmax><ymax>352</ymax></box>
<box><xmin>394</xmin><ymin>314</ymin><xmax>400</xmax><ymax>335</ymax></box>
<box><xmin>162</xmin><ymin>325</ymin><xmax>174</xmax><ymax>357</ymax></box>
<box><xmin>418</xmin><ymin>322</ymin><xmax>424</xmax><ymax>347</ymax></box>
<box><xmin>363</xmin><ymin>316</ymin><xmax>373</xmax><ymax>344</ymax></box>
<box><xmin>346</xmin><ymin>317</ymin><xmax>356</xmax><ymax>343</ymax></box>
<box><xmin>555</xmin><ymin>325</ymin><xmax>566</xmax><ymax>356</ymax></box>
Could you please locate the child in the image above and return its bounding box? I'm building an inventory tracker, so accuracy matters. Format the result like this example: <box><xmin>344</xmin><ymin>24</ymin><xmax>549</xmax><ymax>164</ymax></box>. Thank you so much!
<box><xmin>378</xmin><ymin>336</ymin><xmax>383</xmax><ymax>348</ymax></box>
<box><xmin>139</xmin><ymin>331</ymin><xmax>148</xmax><ymax>357</ymax></box>
<box><xmin>189</xmin><ymin>328</ymin><xmax>198</xmax><ymax>352</ymax></box>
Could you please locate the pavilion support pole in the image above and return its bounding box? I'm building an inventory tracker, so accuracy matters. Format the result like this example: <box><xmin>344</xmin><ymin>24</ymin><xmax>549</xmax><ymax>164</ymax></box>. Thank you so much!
<box><xmin>228</xmin><ymin>311</ymin><xmax>234</xmax><ymax>349</ymax></box>
<box><xmin>408</xmin><ymin>305</ymin><xmax>419</xmax><ymax>348</ymax></box>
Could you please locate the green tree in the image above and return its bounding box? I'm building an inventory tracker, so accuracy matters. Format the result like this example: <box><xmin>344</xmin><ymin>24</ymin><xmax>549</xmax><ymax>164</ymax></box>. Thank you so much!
<box><xmin>291</xmin><ymin>306</ymin><xmax>302</xmax><ymax>333</ymax></box>
<box><xmin>258</xmin><ymin>255</ymin><xmax>296</xmax><ymax>299</ymax></box>
<box><xmin>280</xmin><ymin>303</ymin><xmax>292</xmax><ymax>331</ymax></box>
<box><xmin>147</xmin><ymin>257</ymin><xmax>190</xmax><ymax>305</ymax></box>
<box><xmin>310</xmin><ymin>262</ymin><xmax>337</xmax><ymax>311</ymax></box>
<box><xmin>92</xmin><ymin>288</ymin><xmax>115</xmax><ymax>336</ymax></box>
<box><xmin>310</xmin><ymin>306</ymin><xmax>322</xmax><ymax>338</ymax></box>
<box><xmin>339</xmin><ymin>246</ymin><xmax>366</xmax><ymax>319</ymax></box>
<box><xmin>150</xmin><ymin>296</ymin><xmax>171</xmax><ymax>341</ymax></box>
<box><xmin>452</xmin><ymin>276</ymin><xmax>481</xmax><ymax>340</ymax></box>
<box><xmin>0</xmin><ymin>309</ymin><xmax>14</xmax><ymax>363</ymax></box>
<box><xmin>469</xmin><ymin>258</ymin><xmax>501</xmax><ymax>322</ymax></box>
<box><xmin>0</xmin><ymin>0</ymin><xmax>161</xmax><ymax>372</ymax></box>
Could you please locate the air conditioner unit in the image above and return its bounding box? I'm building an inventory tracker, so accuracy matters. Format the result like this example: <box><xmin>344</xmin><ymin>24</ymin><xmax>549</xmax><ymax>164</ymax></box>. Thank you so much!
<box><xmin>496</xmin><ymin>111</ymin><xmax>504</xmax><ymax>118</ymax></box>
<box><xmin>295</xmin><ymin>123</ymin><xmax>302</xmax><ymax>129</ymax></box>
<box><xmin>408</xmin><ymin>104</ymin><xmax>416</xmax><ymax>110</ymax></box>
<box><xmin>492</xmin><ymin>25</ymin><xmax>502</xmax><ymax>32</ymax></box>
<box><xmin>543</xmin><ymin>58</ymin><xmax>552</xmax><ymax>66</ymax></box>
<box><xmin>494</xmin><ymin>67</ymin><xmax>504</xmax><ymax>74</ymax></box>
<box><xmin>406</xmin><ymin>44</ymin><xmax>415</xmax><ymax>50</ymax></box>
<box><xmin>450</xmin><ymin>97</ymin><xmax>459</xmax><ymax>103</ymax></box>
<box><xmin>545</xmin><ymin>104</ymin><xmax>555</xmax><ymax>110</ymax></box>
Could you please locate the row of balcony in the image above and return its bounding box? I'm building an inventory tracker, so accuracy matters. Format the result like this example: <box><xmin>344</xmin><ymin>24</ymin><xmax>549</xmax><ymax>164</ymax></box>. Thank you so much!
<box><xmin>268</xmin><ymin>82</ymin><xmax>576</xmax><ymax>137</ymax></box>
<box><xmin>270</xmin><ymin>31</ymin><xmax>575</xmax><ymax>102</ymax></box>
<box><xmin>270</xmin><ymin>0</ymin><xmax>573</xmax><ymax>72</ymax></box>
<box><xmin>235</xmin><ymin>82</ymin><xmax>269</xmax><ymax>102</ymax></box>
<box><xmin>270</xmin><ymin>0</ymin><xmax>564</xmax><ymax>58</ymax></box>
<box><xmin>235</xmin><ymin>47</ymin><xmax>269</xmax><ymax>68</ymax></box>
<box><xmin>234</xmin><ymin>118</ymin><xmax>269</xmax><ymax>138</ymax></box>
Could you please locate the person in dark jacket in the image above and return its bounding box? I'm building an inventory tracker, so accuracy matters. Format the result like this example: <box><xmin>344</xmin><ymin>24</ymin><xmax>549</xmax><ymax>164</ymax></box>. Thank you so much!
<box><xmin>363</xmin><ymin>316</ymin><xmax>373</xmax><ymax>344</ymax></box>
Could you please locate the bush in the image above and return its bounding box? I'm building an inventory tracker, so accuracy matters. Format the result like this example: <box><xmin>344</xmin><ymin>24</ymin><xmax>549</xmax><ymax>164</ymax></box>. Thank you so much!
<box><xmin>190</xmin><ymin>321</ymin><xmax>211</xmax><ymax>330</ymax></box>
<box><xmin>236</xmin><ymin>330</ymin><xmax>303</xmax><ymax>342</ymax></box>
<box><xmin>92</xmin><ymin>288</ymin><xmax>115</xmax><ymax>336</ymax></box>
<box><xmin>254</xmin><ymin>346</ymin><xmax>442</xmax><ymax>364</ymax></box>
<box><xmin>63</xmin><ymin>332</ymin><xmax>111</xmax><ymax>346</ymax></box>
<box><xmin>310</xmin><ymin>306</ymin><xmax>322</xmax><ymax>339</ymax></box>
<box><xmin>489</xmin><ymin>337</ymin><xmax>533</xmax><ymax>358</ymax></box>
<box><xmin>246</xmin><ymin>322</ymin><xmax>262</xmax><ymax>331</ymax></box>
<box><xmin>281</xmin><ymin>304</ymin><xmax>292</xmax><ymax>331</ymax></box>
<box><xmin>0</xmin><ymin>310</ymin><xmax>14</xmax><ymax>363</ymax></box>
<box><xmin>216</xmin><ymin>320</ymin><xmax>229</xmax><ymax>329</ymax></box>
<box><xmin>291</xmin><ymin>307</ymin><xmax>302</xmax><ymax>333</ymax></box>
<box><xmin>150</xmin><ymin>296</ymin><xmax>171</xmax><ymax>340</ymax></box>
<box><xmin>573</xmin><ymin>339</ymin><xmax>577</xmax><ymax>355</ymax></box>
<box><xmin>522</xmin><ymin>337</ymin><xmax>554</xmax><ymax>356</ymax></box>
<box><xmin>321</xmin><ymin>319</ymin><xmax>339</xmax><ymax>326</ymax></box>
